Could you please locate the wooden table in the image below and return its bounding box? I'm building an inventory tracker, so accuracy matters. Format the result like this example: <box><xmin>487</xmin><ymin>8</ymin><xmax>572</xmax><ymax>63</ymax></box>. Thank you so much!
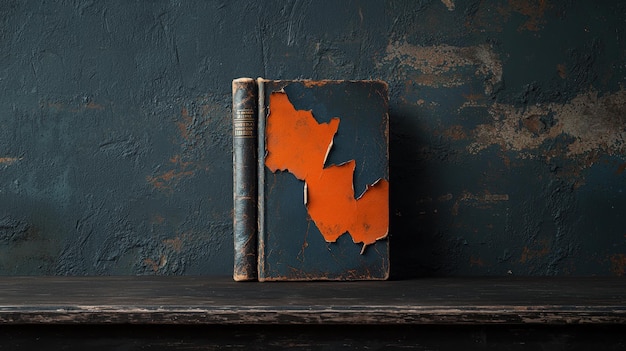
<box><xmin>0</xmin><ymin>276</ymin><xmax>624</xmax><ymax>349</ymax></box>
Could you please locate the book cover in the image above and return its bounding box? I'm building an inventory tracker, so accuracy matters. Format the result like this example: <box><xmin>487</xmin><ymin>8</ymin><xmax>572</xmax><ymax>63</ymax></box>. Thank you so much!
<box><xmin>233</xmin><ymin>78</ymin><xmax>389</xmax><ymax>281</ymax></box>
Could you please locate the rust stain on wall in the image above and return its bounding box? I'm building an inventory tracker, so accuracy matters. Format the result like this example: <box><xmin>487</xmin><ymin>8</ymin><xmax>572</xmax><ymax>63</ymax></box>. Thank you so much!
<box><xmin>163</xmin><ymin>237</ymin><xmax>183</xmax><ymax>253</ymax></box>
<box><xmin>169</xmin><ymin>154</ymin><xmax>194</xmax><ymax>169</ymax></box>
<box><xmin>147</xmin><ymin>153</ymin><xmax>196</xmax><ymax>192</ymax></box>
<box><xmin>440</xmin><ymin>124</ymin><xmax>468</xmax><ymax>141</ymax></box>
<box><xmin>610</xmin><ymin>254</ymin><xmax>626</xmax><ymax>276</ymax></box>
<box><xmin>459</xmin><ymin>93</ymin><xmax>489</xmax><ymax>111</ymax></box>
<box><xmin>519</xmin><ymin>240</ymin><xmax>551</xmax><ymax>263</ymax></box>
<box><xmin>469</xmin><ymin>89</ymin><xmax>626</xmax><ymax>158</ymax></box>
<box><xmin>177</xmin><ymin>107</ymin><xmax>193</xmax><ymax>141</ymax></box>
<box><xmin>146</xmin><ymin>99</ymin><xmax>224</xmax><ymax>193</ymax></box>
<box><xmin>522</xmin><ymin>114</ymin><xmax>547</xmax><ymax>136</ymax></box>
<box><xmin>0</xmin><ymin>157</ymin><xmax>21</xmax><ymax>165</ymax></box>
<box><xmin>85</xmin><ymin>101</ymin><xmax>105</xmax><ymax>110</ymax></box>
<box><xmin>509</xmin><ymin>0</ymin><xmax>548</xmax><ymax>31</ymax></box>
<box><xmin>381</xmin><ymin>41</ymin><xmax>502</xmax><ymax>95</ymax></box>
<box><xmin>146</xmin><ymin>169</ymin><xmax>195</xmax><ymax>191</ymax></box>
<box><xmin>143</xmin><ymin>255</ymin><xmax>167</xmax><ymax>272</ymax></box>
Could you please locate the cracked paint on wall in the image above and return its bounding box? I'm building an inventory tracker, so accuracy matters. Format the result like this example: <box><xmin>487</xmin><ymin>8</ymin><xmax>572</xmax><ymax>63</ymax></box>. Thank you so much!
<box><xmin>382</xmin><ymin>41</ymin><xmax>503</xmax><ymax>95</ymax></box>
<box><xmin>469</xmin><ymin>89</ymin><xmax>626</xmax><ymax>158</ymax></box>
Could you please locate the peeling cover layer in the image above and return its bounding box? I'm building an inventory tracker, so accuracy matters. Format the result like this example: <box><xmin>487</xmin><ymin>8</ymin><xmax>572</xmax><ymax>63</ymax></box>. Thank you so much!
<box><xmin>257</xmin><ymin>79</ymin><xmax>389</xmax><ymax>281</ymax></box>
<box><xmin>265</xmin><ymin>92</ymin><xmax>389</xmax><ymax>250</ymax></box>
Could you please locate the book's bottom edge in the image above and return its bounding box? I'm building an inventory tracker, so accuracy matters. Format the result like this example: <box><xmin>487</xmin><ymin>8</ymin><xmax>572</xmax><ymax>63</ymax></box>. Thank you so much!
<box><xmin>257</xmin><ymin>275</ymin><xmax>390</xmax><ymax>282</ymax></box>
<box><xmin>233</xmin><ymin>274</ymin><xmax>258</xmax><ymax>282</ymax></box>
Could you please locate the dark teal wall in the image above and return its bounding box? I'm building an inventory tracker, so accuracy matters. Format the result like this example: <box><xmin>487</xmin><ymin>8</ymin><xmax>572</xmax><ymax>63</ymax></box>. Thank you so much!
<box><xmin>0</xmin><ymin>0</ymin><xmax>624</xmax><ymax>277</ymax></box>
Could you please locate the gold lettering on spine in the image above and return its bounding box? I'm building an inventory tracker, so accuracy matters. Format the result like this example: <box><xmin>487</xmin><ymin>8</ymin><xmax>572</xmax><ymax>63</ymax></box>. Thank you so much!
<box><xmin>234</xmin><ymin>108</ymin><xmax>255</xmax><ymax>138</ymax></box>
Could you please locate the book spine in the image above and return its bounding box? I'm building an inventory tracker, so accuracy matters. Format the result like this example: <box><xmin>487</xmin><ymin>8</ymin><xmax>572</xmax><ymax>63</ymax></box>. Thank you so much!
<box><xmin>232</xmin><ymin>78</ymin><xmax>258</xmax><ymax>281</ymax></box>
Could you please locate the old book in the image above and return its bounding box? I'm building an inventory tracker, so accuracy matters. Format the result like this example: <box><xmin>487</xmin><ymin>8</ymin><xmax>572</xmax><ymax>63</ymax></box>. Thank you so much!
<box><xmin>232</xmin><ymin>78</ymin><xmax>389</xmax><ymax>281</ymax></box>
<box><xmin>232</xmin><ymin>78</ymin><xmax>258</xmax><ymax>281</ymax></box>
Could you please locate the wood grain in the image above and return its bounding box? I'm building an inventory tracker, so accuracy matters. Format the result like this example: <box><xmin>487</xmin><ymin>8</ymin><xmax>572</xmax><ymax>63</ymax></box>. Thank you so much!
<box><xmin>0</xmin><ymin>277</ymin><xmax>624</xmax><ymax>325</ymax></box>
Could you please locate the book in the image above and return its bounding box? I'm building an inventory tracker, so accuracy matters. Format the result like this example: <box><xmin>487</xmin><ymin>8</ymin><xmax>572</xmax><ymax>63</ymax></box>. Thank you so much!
<box><xmin>232</xmin><ymin>78</ymin><xmax>259</xmax><ymax>281</ymax></box>
<box><xmin>232</xmin><ymin>78</ymin><xmax>389</xmax><ymax>281</ymax></box>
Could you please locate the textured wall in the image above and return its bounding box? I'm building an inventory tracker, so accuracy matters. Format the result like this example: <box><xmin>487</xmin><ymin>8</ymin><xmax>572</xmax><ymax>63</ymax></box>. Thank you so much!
<box><xmin>0</xmin><ymin>0</ymin><xmax>623</xmax><ymax>277</ymax></box>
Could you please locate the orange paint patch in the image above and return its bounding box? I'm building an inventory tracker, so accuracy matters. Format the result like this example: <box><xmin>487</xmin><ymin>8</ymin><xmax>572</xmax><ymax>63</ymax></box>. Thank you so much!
<box><xmin>265</xmin><ymin>92</ymin><xmax>388</xmax><ymax>249</ymax></box>
<box><xmin>353</xmin><ymin>180</ymin><xmax>389</xmax><ymax>246</ymax></box>
<box><xmin>265</xmin><ymin>92</ymin><xmax>339</xmax><ymax>180</ymax></box>
<box><xmin>305</xmin><ymin>161</ymin><xmax>358</xmax><ymax>242</ymax></box>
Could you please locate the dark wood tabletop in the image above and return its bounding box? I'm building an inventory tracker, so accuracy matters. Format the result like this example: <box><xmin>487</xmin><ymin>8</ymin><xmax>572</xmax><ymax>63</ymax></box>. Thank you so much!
<box><xmin>0</xmin><ymin>276</ymin><xmax>624</xmax><ymax>325</ymax></box>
